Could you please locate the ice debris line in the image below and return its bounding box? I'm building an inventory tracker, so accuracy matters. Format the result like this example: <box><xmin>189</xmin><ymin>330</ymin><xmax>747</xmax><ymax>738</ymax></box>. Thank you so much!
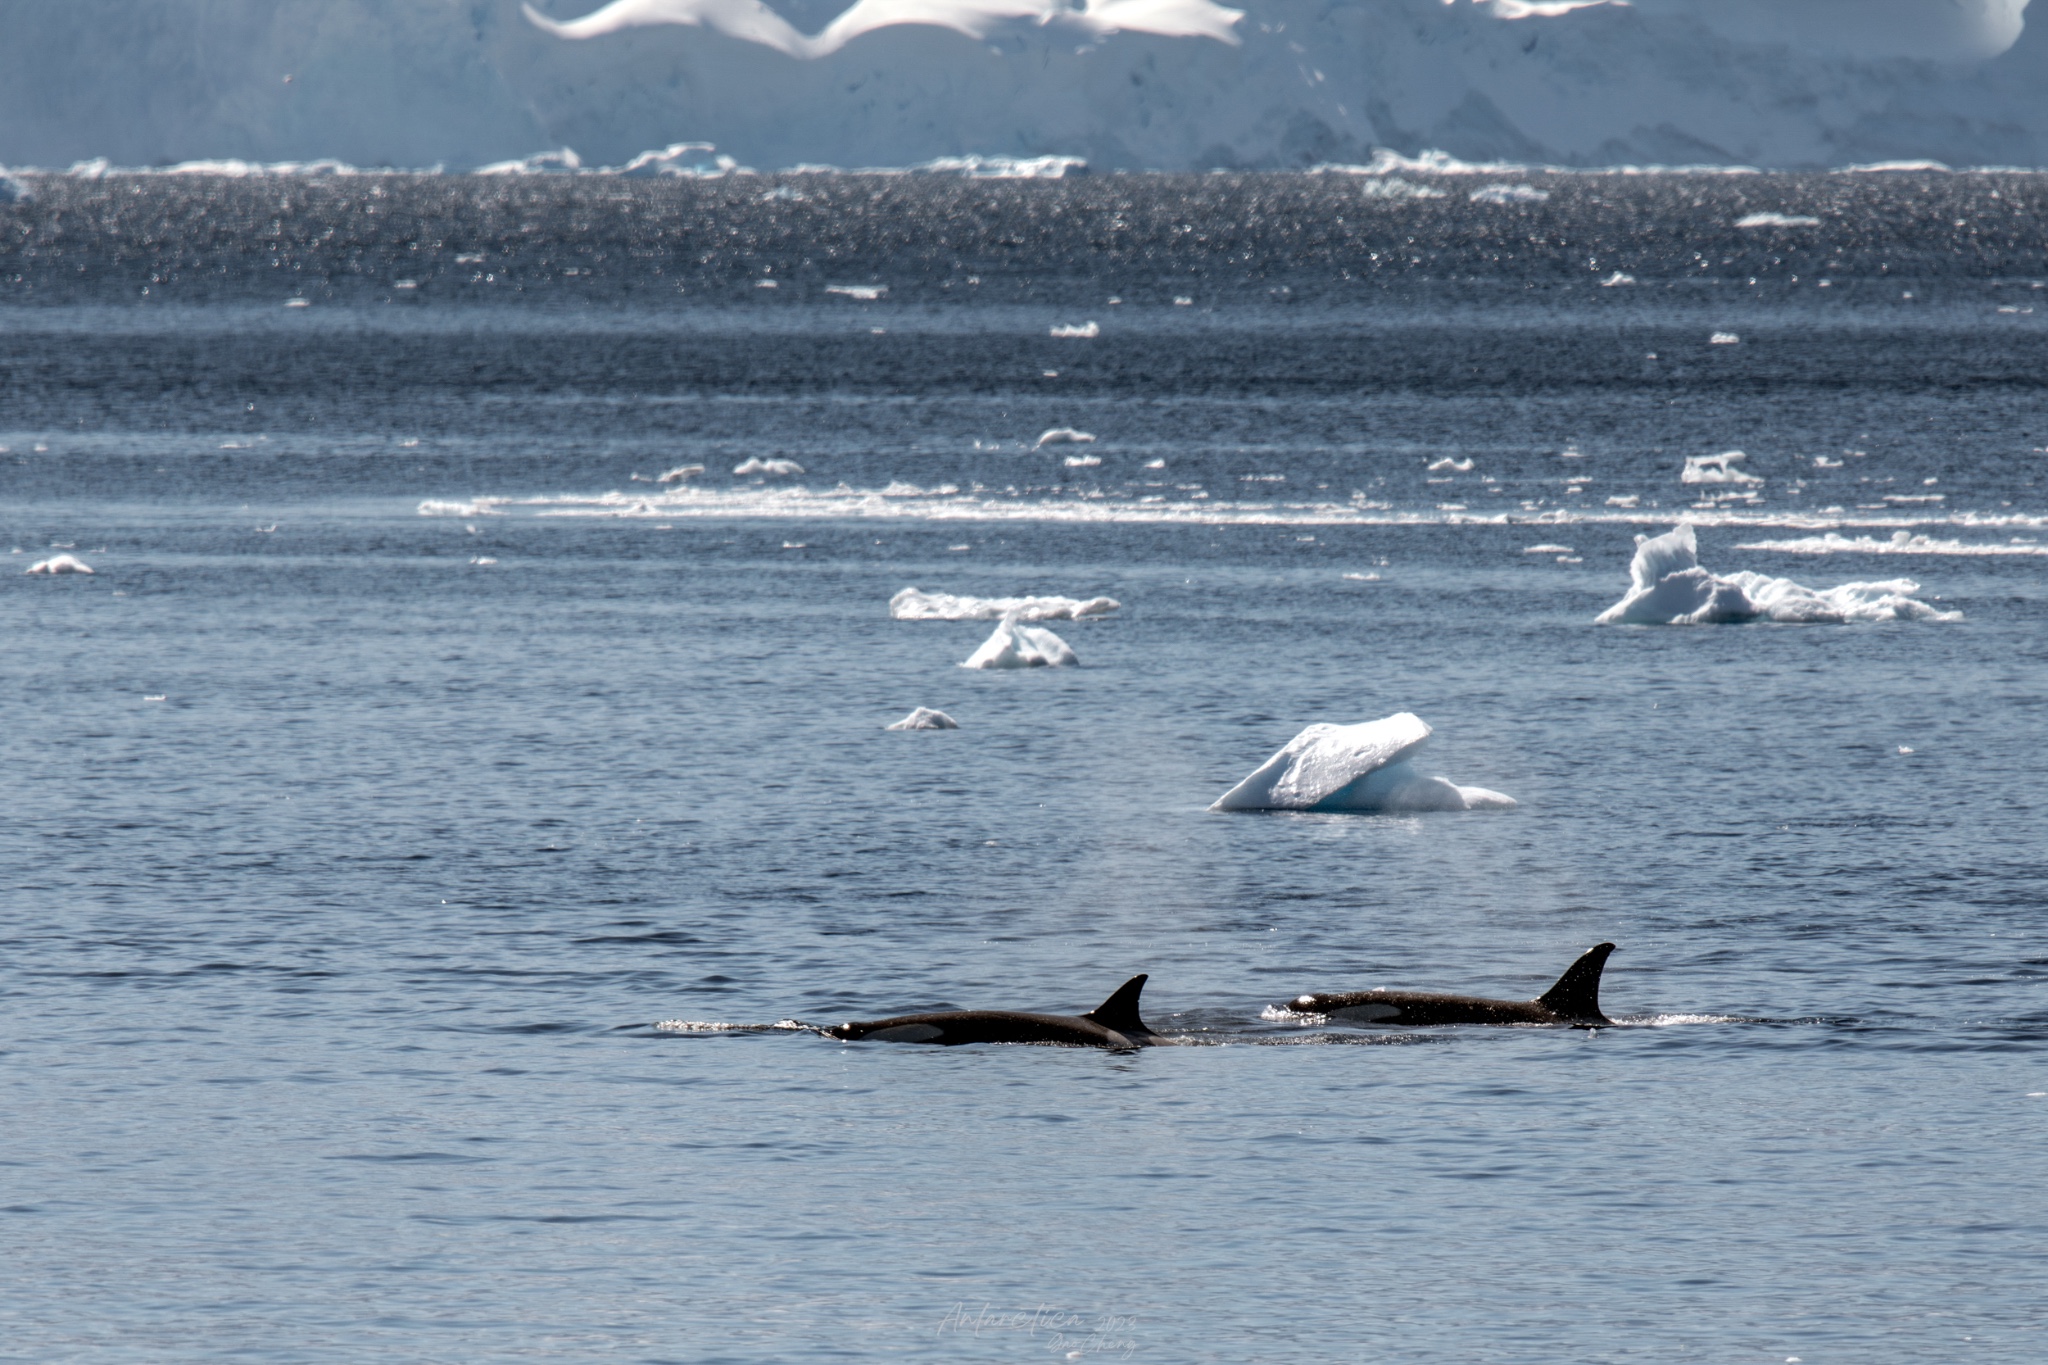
<box><xmin>26</xmin><ymin>553</ymin><xmax>93</xmax><ymax>575</ymax></box>
<box><xmin>1595</xmin><ymin>524</ymin><xmax>1962</xmax><ymax>625</ymax></box>
<box><xmin>891</xmin><ymin>586</ymin><xmax>1118</xmax><ymax>622</ymax></box>
<box><xmin>1211</xmin><ymin>712</ymin><xmax>1515</xmax><ymax>814</ymax></box>
<box><xmin>962</xmin><ymin>617</ymin><xmax>1077</xmax><ymax>669</ymax></box>
<box><xmin>886</xmin><ymin>706</ymin><xmax>959</xmax><ymax>730</ymax></box>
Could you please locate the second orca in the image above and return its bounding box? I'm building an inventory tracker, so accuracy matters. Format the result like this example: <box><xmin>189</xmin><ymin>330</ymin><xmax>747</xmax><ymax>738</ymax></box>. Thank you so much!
<box><xmin>824</xmin><ymin>974</ymin><xmax>1160</xmax><ymax>1049</ymax></box>
<box><xmin>1286</xmin><ymin>943</ymin><xmax>1616</xmax><ymax>1027</ymax></box>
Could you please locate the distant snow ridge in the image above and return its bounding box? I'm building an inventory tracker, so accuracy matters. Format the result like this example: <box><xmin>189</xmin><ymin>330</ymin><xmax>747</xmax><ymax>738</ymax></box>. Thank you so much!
<box><xmin>26</xmin><ymin>552</ymin><xmax>92</xmax><ymax>575</ymax></box>
<box><xmin>521</xmin><ymin>0</ymin><xmax>1245</xmax><ymax>59</ymax></box>
<box><xmin>891</xmin><ymin>586</ymin><xmax>1118</xmax><ymax>621</ymax></box>
<box><xmin>1595</xmin><ymin>524</ymin><xmax>1962</xmax><ymax>625</ymax></box>
<box><xmin>1682</xmin><ymin>451</ymin><xmax>1761</xmax><ymax>485</ymax></box>
<box><xmin>886</xmin><ymin>706</ymin><xmax>960</xmax><ymax>730</ymax></box>
<box><xmin>961</xmin><ymin>617</ymin><xmax>1077</xmax><ymax>668</ymax></box>
<box><xmin>1211</xmin><ymin>712</ymin><xmax>1516</xmax><ymax>814</ymax></box>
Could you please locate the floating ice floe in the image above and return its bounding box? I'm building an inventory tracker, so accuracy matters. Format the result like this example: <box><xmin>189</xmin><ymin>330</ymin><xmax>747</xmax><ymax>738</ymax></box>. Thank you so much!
<box><xmin>1524</xmin><ymin>543</ymin><xmax>1573</xmax><ymax>554</ymax></box>
<box><xmin>1600</xmin><ymin>271</ymin><xmax>1635</xmax><ymax>286</ymax></box>
<box><xmin>1426</xmin><ymin>457</ymin><xmax>1473</xmax><ymax>473</ymax></box>
<box><xmin>26</xmin><ymin>553</ymin><xmax>93</xmax><ymax>575</ymax></box>
<box><xmin>657</xmin><ymin>464</ymin><xmax>705</xmax><ymax>483</ymax></box>
<box><xmin>826</xmin><ymin>284</ymin><xmax>887</xmax><ymax>300</ymax></box>
<box><xmin>886</xmin><ymin>707</ymin><xmax>959</xmax><ymax>730</ymax></box>
<box><xmin>1356</xmin><ymin>177</ymin><xmax>1446</xmax><ymax>200</ymax></box>
<box><xmin>1211</xmin><ymin>712</ymin><xmax>1515</xmax><ymax>814</ymax></box>
<box><xmin>1469</xmin><ymin>184</ymin><xmax>1548</xmax><ymax>204</ymax></box>
<box><xmin>1035</xmin><ymin>428</ymin><xmax>1095</xmax><ymax>448</ymax></box>
<box><xmin>734</xmin><ymin>457</ymin><xmax>804</xmax><ymax>476</ymax></box>
<box><xmin>1</xmin><ymin>169</ymin><xmax>35</xmax><ymax>204</ymax></box>
<box><xmin>1736</xmin><ymin>212</ymin><xmax>1823</xmax><ymax>228</ymax></box>
<box><xmin>892</xmin><ymin>586</ymin><xmax>1118</xmax><ymax>622</ymax></box>
<box><xmin>1595</xmin><ymin>525</ymin><xmax>1962</xmax><ymax>625</ymax></box>
<box><xmin>1064</xmin><ymin>454</ymin><xmax>1101</xmax><ymax>468</ymax></box>
<box><xmin>1682</xmin><ymin>451</ymin><xmax>1761</xmax><ymax>485</ymax></box>
<box><xmin>1733</xmin><ymin>531</ymin><xmax>2048</xmax><ymax>557</ymax></box>
<box><xmin>961</xmin><ymin>617</ymin><xmax>1077</xmax><ymax>668</ymax></box>
<box><xmin>1049</xmin><ymin>321</ymin><xmax>1100</xmax><ymax>338</ymax></box>
<box><xmin>1709</xmin><ymin>332</ymin><xmax>1742</xmax><ymax>345</ymax></box>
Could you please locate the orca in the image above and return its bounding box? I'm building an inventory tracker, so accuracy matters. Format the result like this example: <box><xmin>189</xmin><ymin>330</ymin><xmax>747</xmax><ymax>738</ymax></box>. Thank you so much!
<box><xmin>824</xmin><ymin>974</ymin><xmax>1159</xmax><ymax>1049</ymax></box>
<box><xmin>1286</xmin><ymin>944</ymin><xmax>1616</xmax><ymax>1027</ymax></box>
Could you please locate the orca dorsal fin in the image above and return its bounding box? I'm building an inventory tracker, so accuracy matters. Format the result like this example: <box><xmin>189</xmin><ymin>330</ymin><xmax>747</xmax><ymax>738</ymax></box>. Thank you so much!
<box><xmin>1082</xmin><ymin>974</ymin><xmax>1153</xmax><ymax>1036</ymax></box>
<box><xmin>1535</xmin><ymin>943</ymin><xmax>1615</xmax><ymax>1021</ymax></box>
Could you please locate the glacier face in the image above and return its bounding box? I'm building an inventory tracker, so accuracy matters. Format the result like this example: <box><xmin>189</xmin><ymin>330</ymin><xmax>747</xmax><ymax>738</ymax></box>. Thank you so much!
<box><xmin>0</xmin><ymin>0</ymin><xmax>2043</xmax><ymax>170</ymax></box>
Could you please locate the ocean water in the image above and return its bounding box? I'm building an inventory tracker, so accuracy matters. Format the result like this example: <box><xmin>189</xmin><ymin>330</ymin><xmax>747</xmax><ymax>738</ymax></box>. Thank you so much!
<box><xmin>3</xmin><ymin>168</ymin><xmax>2046</xmax><ymax>1363</ymax></box>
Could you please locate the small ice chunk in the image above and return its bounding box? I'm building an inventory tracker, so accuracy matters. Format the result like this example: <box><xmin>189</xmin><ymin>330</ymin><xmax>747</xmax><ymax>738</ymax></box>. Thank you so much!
<box><xmin>657</xmin><ymin>464</ymin><xmax>705</xmax><ymax>483</ymax></box>
<box><xmin>890</xmin><ymin>587</ymin><xmax>1118</xmax><ymax>622</ymax></box>
<box><xmin>1523</xmin><ymin>544</ymin><xmax>1573</xmax><ymax>555</ymax></box>
<box><xmin>886</xmin><ymin>707</ymin><xmax>959</xmax><ymax>730</ymax></box>
<box><xmin>1682</xmin><ymin>451</ymin><xmax>1761</xmax><ymax>485</ymax></box>
<box><xmin>826</xmin><ymin>284</ymin><xmax>887</xmax><ymax>300</ymax></box>
<box><xmin>1211</xmin><ymin>712</ymin><xmax>1514</xmax><ymax>813</ymax></box>
<box><xmin>1049</xmin><ymin>321</ymin><xmax>1100</xmax><ymax>338</ymax></box>
<box><xmin>1596</xmin><ymin>524</ymin><xmax>1961</xmax><ymax>625</ymax></box>
<box><xmin>961</xmin><ymin>617</ymin><xmax>1077</xmax><ymax>669</ymax></box>
<box><xmin>1063</xmin><ymin>454</ymin><xmax>1101</xmax><ymax>468</ymax></box>
<box><xmin>1142</xmin><ymin>458</ymin><xmax>1166</xmax><ymax>469</ymax></box>
<box><xmin>1035</xmin><ymin>428</ymin><xmax>1095</xmax><ymax>448</ymax></box>
<box><xmin>1469</xmin><ymin>183</ymin><xmax>1548</xmax><ymax>204</ymax></box>
<box><xmin>1600</xmin><ymin>271</ymin><xmax>1635</xmax><ymax>286</ymax></box>
<box><xmin>1735</xmin><ymin>212</ymin><xmax>1822</xmax><ymax>228</ymax></box>
<box><xmin>26</xmin><ymin>553</ymin><xmax>93</xmax><ymax>575</ymax></box>
<box><xmin>1710</xmin><ymin>332</ymin><xmax>1742</xmax><ymax>345</ymax></box>
<box><xmin>733</xmin><ymin>457</ymin><xmax>804</xmax><ymax>476</ymax></box>
<box><xmin>1426</xmin><ymin>457</ymin><xmax>1474</xmax><ymax>473</ymax></box>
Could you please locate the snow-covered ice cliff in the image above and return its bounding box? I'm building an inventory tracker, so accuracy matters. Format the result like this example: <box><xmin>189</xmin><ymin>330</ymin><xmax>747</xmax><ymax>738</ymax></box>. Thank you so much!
<box><xmin>0</xmin><ymin>0</ymin><xmax>2043</xmax><ymax>170</ymax></box>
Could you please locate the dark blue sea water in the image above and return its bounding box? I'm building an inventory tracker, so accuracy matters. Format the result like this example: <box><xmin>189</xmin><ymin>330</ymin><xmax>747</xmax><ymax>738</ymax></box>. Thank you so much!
<box><xmin>3</xmin><ymin>169</ymin><xmax>2046</xmax><ymax>1363</ymax></box>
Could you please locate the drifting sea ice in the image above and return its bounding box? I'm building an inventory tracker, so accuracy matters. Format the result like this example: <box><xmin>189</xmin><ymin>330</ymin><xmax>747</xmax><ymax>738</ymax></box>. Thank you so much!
<box><xmin>733</xmin><ymin>457</ymin><xmax>804</xmax><ymax>476</ymax></box>
<box><xmin>889</xmin><ymin>587</ymin><xmax>1119</xmax><ymax>621</ymax></box>
<box><xmin>961</xmin><ymin>618</ymin><xmax>1077</xmax><ymax>669</ymax></box>
<box><xmin>885</xmin><ymin>707</ymin><xmax>959</xmax><ymax>730</ymax></box>
<box><xmin>1035</xmin><ymin>428</ymin><xmax>1096</xmax><ymax>448</ymax></box>
<box><xmin>1211</xmin><ymin>712</ymin><xmax>1515</xmax><ymax>813</ymax></box>
<box><xmin>1595</xmin><ymin>525</ymin><xmax>1962</xmax><ymax>625</ymax></box>
<box><xmin>656</xmin><ymin>464</ymin><xmax>705</xmax><ymax>483</ymax></box>
<box><xmin>26</xmin><ymin>553</ymin><xmax>92</xmax><ymax>575</ymax></box>
<box><xmin>1682</xmin><ymin>451</ymin><xmax>1761</xmax><ymax>485</ymax></box>
<box><xmin>1049</xmin><ymin>322</ymin><xmax>1100</xmax><ymax>338</ymax></box>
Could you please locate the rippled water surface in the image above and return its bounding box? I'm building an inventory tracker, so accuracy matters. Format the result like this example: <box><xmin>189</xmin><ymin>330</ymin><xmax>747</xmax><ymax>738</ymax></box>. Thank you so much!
<box><xmin>3</xmin><ymin>171</ymin><xmax>2046</xmax><ymax>1363</ymax></box>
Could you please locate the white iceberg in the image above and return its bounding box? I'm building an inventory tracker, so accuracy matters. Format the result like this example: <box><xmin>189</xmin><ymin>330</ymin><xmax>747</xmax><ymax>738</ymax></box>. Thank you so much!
<box><xmin>886</xmin><ymin>706</ymin><xmax>959</xmax><ymax>730</ymax></box>
<box><xmin>26</xmin><ymin>553</ymin><xmax>92</xmax><ymax>575</ymax></box>
<box><xmin>961</xmin><ymin>617</ymin><xmax>1077</xmax><ymax>669</ymax></box>
<box><xmin>656</xmin><ymin>464</ymin><xmax>705</xmax><ymax>483</ymax></box>
<box><xmin>734</xmin><ymin>457</ymin><xmax>804</xmax><ymax>476</ymax></box>
<box><xmin>1063</xmin><ymin>454</ymin><xmax>1101</xmax><ymax>468</ymax></box>
<box><xmin>890</xmin><ymin>586</ymin><xmax>1118</xmax><ymax>621</ymax></box>
<box><xmin>1035</xmin><ymin>428</ymin><xmax>1096</xmax><ymax>448</ymax></box>
<box><xmin>1211</xmin><ymin>712</ymin><xmax>1515</xmax><ymax>814</ymax></box>
<box><xmin>1049</xmin><ymin>321</ymin><xmax>1100</xmax><ymax>338</ymax></box>
<box><xmin>1682</xmin><ymin>451</ymin><xmax>1761</xmax><ymax>485</ymax></box>
<box><xmin>1735</xmin><ymin>212</ymin><xmax>1822</xmax><ymax>228</ymax></box>
<box><xmin>1595</xmin><ymin>525</ymin><xmax>1962</xmax><ymax>625</ymax></box>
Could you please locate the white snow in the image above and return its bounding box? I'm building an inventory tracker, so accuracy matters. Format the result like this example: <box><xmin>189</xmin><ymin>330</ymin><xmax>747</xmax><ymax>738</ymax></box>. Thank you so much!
<box><xmin>886</xmin><ymin>706</ymin><xmax>960</xmax><ymax>729</ymax></box>
<box><xmin>1682</xmin><ymin>451</ymin><xmax>1761</xmax><ymax>485</ymax></box>
<box><xmin>961</xmin><ymin>617</ymin><xmax>1077</xmax><ymax>668</ymax></box>
<box><xmin>1210</xmin><ymin>712</ymin><xmax>1516</xmax><ymax>814</ymax></box>
<box><xmin>1736</xmin><ymin>211</ymin><xmax>1823</xmax><ymax>227</ymax></box>
<box><xmin>1034</xmin><ymin>428</ymin><xmax>1096</xmax><ymax>448</ymax></box>
<box><xmin>733</xmin><ymin>457</ymin><xmax>804</xmax><ymax>476</ymax></box>
<box><xmin>1049</xmin><ymin>321</ymin><xmax>1100</xmax><ymax>338</ymax></box>
<box><xmin>1595</xmin><ymin>524</ymin><xmax>1963</xmax><ymax>625</ymax></box>
<box><xmin>890</xmin><ymin>586</ymin><xmax>1118</xmax><ymax>621</ymax></box>
<box><xmin>25</xmin><ymin>553</ymin><xmax>93</xmax><ymax>575</ymax></box>
<box><xmin>522</xmin><ymin>0</ymin><xmax>1246</xmax><ymax>59</ymax></box>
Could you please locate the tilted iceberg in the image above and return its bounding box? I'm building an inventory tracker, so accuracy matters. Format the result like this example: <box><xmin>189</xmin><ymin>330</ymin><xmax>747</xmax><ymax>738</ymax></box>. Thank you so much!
<box><xmin>891</xmin><ymin>586</ymin><xmax>1118</xmax><ymax>621</ymax></box>
<box><xmin>961</xmin><ymin>617</ymin><xmax>1076</xmax><ymax>669</ymax></box>
<box><xmin>26</xmin><ymin>553</ymin><xmax>93</xmax><ymax>575</ymax></box>
<box><xmin>1595</xmin><ymin>525</ymin><xmax>1962</xmax><ymax>625</ymax></box>
<box><xmin>886</xmin><ymin>706</ymin><xmax>960</xmax><ymax>730</ymax></box>
<box><xmin>1211</xmin><ymin>712</ymin><xmax>1516</xmax><ymax>813</ymax></box>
